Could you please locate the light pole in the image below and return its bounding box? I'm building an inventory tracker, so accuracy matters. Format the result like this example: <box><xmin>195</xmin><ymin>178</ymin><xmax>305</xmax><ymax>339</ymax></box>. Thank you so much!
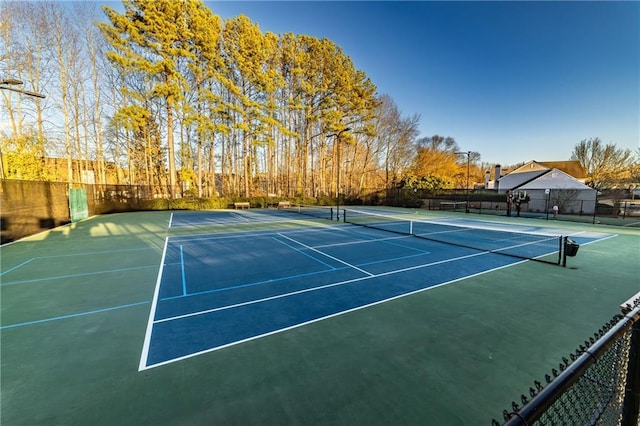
<box><xmin>0</xmin><ymin>79</ymin><xmax>23</xmax><ymax>85</ymax></box>
<box><xmin>455</xmin><ymin>151</ymin><xmax>471</xmax><ymax>213</ymax></box>
<box><xmin>0</xmin><ymin>79</ymin><xmax>46</xmax><ymax>180</ymax></box>
<box><xmin>0</xmin><ymin>78</ymin><xmax>45</xmax><ymax>98</ymax></box>
<box><xmin>331</xmin><ymin>127</ymin><xmax>350</xmax><ymax>221</ymax></box>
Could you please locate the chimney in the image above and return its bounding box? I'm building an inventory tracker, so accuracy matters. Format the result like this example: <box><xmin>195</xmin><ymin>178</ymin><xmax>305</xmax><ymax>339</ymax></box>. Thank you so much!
<box><xmin>495</xmin><ymin>164</ymin><xmax>501</xmax><ymax>191</ymax></box>
<box><xmin>484</xmin><ymin>170</ymin><xmax>490</xmax><ymax>186</ymax></box>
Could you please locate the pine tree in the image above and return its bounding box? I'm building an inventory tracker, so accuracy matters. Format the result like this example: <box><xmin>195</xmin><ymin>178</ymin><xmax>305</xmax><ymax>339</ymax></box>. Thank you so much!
<box><xmin>99</xmin><ymin>0</ymin><xmax>208</xmax><ymax>195</ymax></box>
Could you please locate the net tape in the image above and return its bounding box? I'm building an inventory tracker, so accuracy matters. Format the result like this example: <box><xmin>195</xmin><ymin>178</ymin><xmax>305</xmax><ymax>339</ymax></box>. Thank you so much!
<box><xmin>343</xmin><ymin>209</ymin><xmax>563</xmax><ymax>264</ymax></box>
<box><xmin>284</xmin><ymin>204</ymin><xmax>334</xmax><ymax>221</ymax></box>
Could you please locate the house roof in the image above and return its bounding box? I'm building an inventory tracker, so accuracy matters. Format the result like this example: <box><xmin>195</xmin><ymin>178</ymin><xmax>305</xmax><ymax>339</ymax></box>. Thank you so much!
<box><xmin>508</xmin><ymin>161</ymin><xmax>549</xmax><ymax>175</ymax></box>
<box><xmin>507</xmin><ymin>160</ymin><xmax>587</xmax><ymax>179</ymax></box>
<box><xmin>496</xmin><ymin>169</ymin><xmax>544</xmax><ymax>191</ymax></box>
<box><xmin>517</xmin><ymin>169</ymin><xmax>595</xmax><ymax>191</ymax></box>
<box><xmin>537</xmin><ymin>161</ymin><xmax>587</xmax><ymax>179</ymax></box>
<box><xmin>492</xmin><ymin>160</ymin><xmax>592</xmax><ymax>192</ymax></box>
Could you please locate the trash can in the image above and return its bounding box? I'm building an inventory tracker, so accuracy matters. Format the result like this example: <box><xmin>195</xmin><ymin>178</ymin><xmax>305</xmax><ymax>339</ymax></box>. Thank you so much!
<box><xmin>565</xmin><ymin>239</ymin><xmax>580</xmax><ymax>257</ymax></box>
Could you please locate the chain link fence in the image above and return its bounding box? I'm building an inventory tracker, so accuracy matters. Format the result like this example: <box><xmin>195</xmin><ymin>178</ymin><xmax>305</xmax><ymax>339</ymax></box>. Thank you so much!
<box><xmin>0</xmin><ymin>180</ymin><xmax>71</xmax><ymax>244</ymax></box>
<box><xmin>1</xmin><ymin>180</ymin><xmax>179</xmax><ymax>243</ymax></box>
<box><xmin>493</xmin><ymin>293</ymin><xmax>640</xmax><ymax>426</ymax></box>
<box><xmin>393</xmin><ymin>189</ymin><xmax>640</xmax><ymax>227</ymax></box>
<box><xmin>2</xmin><ymin>180</ymin><xmax>638</xmax><ymax>243</ymax></box>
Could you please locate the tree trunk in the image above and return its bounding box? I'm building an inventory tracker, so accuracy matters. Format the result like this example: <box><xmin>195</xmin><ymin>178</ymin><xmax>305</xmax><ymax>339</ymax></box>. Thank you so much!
<box><xmin>166</xmin><ymin>98</ymin><xmax>176</xmax><ymax>197</ymax></box>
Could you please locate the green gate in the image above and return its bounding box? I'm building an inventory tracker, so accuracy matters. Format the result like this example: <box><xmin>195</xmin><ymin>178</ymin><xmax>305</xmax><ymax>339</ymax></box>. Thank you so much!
<box><xmin>69</xmin><ymin>188</ymin><xmax>89</xmax><ymax>222</ymax></box>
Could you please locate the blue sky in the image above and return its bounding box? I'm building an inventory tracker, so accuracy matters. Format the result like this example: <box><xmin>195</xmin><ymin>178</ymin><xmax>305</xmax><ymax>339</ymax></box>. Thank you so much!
<box><xmin>208</xmin><ymin>1</ymin><xmax>639</xmax><ymax>166</ymax></box>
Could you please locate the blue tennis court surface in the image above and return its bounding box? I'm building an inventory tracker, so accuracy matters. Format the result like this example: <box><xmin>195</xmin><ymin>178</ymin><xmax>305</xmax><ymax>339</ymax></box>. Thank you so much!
<box><xmin>140</xmin><ymin>215</ymin><xmax>613</xmax><ymax>369</ymax></box>
<box><xmin>168</xmin><ymin>209</ymin><xmax>300</xmax><ymax>227</ymax></box>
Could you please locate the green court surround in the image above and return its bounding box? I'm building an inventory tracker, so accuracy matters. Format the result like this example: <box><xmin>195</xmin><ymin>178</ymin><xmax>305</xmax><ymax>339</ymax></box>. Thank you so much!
<box><xmin>1</xmin><ymin>210</ymin><xmax>638</xmax><ymax>425</ymax></box>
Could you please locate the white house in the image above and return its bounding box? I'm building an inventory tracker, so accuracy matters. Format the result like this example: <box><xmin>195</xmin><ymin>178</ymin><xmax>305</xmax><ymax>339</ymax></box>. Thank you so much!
<box><xmin>488</xmin><ymin>161</ymin><xmax>597</xmax><ymax>214</ymax></box>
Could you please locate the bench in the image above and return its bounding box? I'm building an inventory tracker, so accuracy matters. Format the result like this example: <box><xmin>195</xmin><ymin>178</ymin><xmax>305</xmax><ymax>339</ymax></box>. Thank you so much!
<box><xmin>277</xmin><ymin>201</ymin><xmax>291</xmax><ymax>209</ymax></box>
<box><xmin>234</xmin><ymin>202</ymin><xmax>250</xmax><ymax>209</ymax></box>
<box><xmin>439</xmin><ymin>201</ymin><xmax>467</xmax><ymax>211</ymax></box>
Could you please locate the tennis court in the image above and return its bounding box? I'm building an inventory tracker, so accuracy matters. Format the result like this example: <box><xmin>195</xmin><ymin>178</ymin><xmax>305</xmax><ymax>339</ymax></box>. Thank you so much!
<box><xmin>1</xmin><ymin>208</ymin><xmax>638</xmax><ymax>424</ymax></box>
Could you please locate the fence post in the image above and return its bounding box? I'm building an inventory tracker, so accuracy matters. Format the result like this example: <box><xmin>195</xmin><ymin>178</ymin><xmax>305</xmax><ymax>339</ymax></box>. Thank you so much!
<box><xmin>546</xmin><ymin>191</ymin><xmax>550</xmax><ymax>220</ymax></box>
<box><xmin>621</xmin><ymin>317</ymin><xmax>640</xmax><ymax>426</ymax></box>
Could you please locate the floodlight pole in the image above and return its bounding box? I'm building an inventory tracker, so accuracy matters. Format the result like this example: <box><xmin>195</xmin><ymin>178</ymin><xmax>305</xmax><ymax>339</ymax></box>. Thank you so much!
<box><xmin>0</xmin><ymin>79</ymin><xmax>23</xmax><ymax>85</ymax></box>
<box><xmin>330</xmin><ymin>128</ymin><xmax>351</xmax><ymax>221</ymax></box>
<box><xmin>0</xmin><ymin>78</ymin><xmax>46</xmax><ymax>99</ymax></box>
<box><xmin>455</xmin><ymin>151</ymin><xmax>471</xmax><ymax>213</ymax></box>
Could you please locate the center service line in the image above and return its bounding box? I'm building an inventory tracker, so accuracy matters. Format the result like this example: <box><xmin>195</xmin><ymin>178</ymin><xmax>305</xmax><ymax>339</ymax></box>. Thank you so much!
<box><xmin>180</xmin><ymin>245</ymin><xmax>187</xmax><ymax>296</ymax></box>
<box><xmin>271</xmin><ymin>237</ymin><xmax>337</xmax><ymax>271</ymax></box>
<box><xmin>277</xmin><ymin>233</ymin><xmax>374</xmax><ymax>277</ymax></box>
<box><xmin>153</xmin><ymin>251</ymin><xmax>488</xmax><ymax>325</ymax></box>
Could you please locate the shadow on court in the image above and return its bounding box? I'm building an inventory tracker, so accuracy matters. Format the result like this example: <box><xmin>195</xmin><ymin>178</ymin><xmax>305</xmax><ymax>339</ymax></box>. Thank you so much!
<box><xmin>1</xmin><ymin>209</ymin><xmax>638</xmax><ymax>425</ymax></box>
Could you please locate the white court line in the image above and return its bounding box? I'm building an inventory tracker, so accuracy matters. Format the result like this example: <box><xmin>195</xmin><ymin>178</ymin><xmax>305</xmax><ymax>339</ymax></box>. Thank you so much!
<box><xmin>163</xmin><ymin>223</ymin><xmax>401</xmax><ymax>248</ymax></box>
<box><xmin>139</xmin><ymin>224</ymin><xmax>618</xmax><ymax>369</ymax></box>
<box><xmin>165</xmin><ymin>225</ymin><xmax>342</xmax><ymax>245</ymax></box>
<box><xmin>569</xmin><ymin>233</ymin><xmax>618</xmax><ymax>246</ymax></box>
<box><xmin>166</xmin><ymin>223</ymin><xmax>337</xmax><ymax>244</ymax></box>
<box><xmin>312</xmin><ymin>234</ymin><xmax>412</xmax><ymax>249</ymax></box>
<box><xmin>153</xmin><ymin>251</ymin><xmax>486</xmax><ymax>325</ymax></box>
<box><xmin>142</xmin><ymin>251</ymin><xmax>520</xmax><ymax>370</ymax></box>
<box><xmin>271</xmin><ymin>237</ymin><xmax>338</xmax><ymax>271</ymax></box>
<box><xmin>168</xmin><ymin>212</ymin><xmax>174</xmax><ymax>228</ymax></box>
<box><xmin>348</xmin><ymin>209</ymin><xmax>563</xmax><ymax>237</ymax></box>
<box><xmin>152</xmin><ymin>230</ymin><xmax>568</xmax><ymax>327</ymax></box>
<box><xmin>277</xmin><ymin>233</ymin><xmax>374</xmax><ymax>277</ymax></box>
<box><xmin>139</xmin><ymin>237</ymin><xmax>169</xmax><ymax>371</ymax></box>
<box><xmin>230</xmin><ymin>212</ymin><xmax>252</xmax><ymax>222</ymax></box>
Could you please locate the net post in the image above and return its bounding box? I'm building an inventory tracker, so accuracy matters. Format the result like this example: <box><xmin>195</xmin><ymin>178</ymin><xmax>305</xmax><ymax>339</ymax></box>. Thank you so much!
<box><xmin>562</xmin><ymin>236</ymin><xmax>567</xmax><ymax>267</ymax></box>
<box><xmin>330</xmin><ymin>207</ymin><xmax>334</xmax><ymax>221</ymax></box>
<box><xmin>558</xmin><ymin>236</ymin><xmax>563</xmax><ymax>265</ymax></box>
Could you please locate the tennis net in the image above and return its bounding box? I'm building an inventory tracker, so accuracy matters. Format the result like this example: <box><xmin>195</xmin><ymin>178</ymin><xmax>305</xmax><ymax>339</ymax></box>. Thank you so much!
<box><xmin>343</xmin><ymin>209</ymin><xmax>563</xmax><ymax>264</ymax></box>
<box><xmin>285</xmin><ymin>204</ymin><xmax>334</xmax><ymax>221</ymax></box>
